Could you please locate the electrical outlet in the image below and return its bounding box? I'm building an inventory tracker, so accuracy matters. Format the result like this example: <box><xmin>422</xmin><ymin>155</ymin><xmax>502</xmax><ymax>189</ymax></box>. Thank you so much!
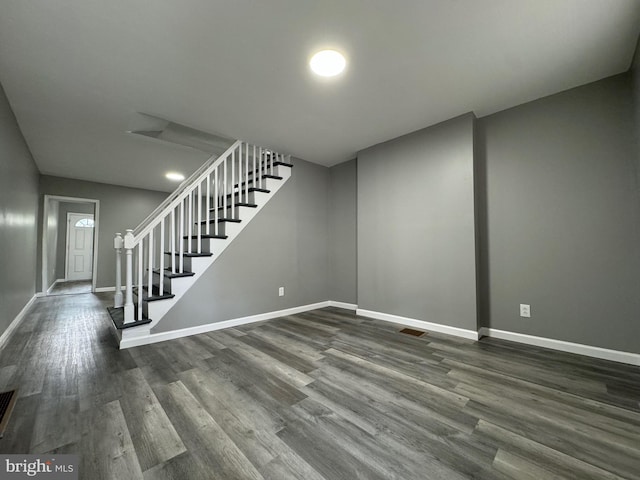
<box><xmin>278</xmin><ymin>287</ymin><xmax>285</xmax><ymax>297</ymax></box>
<box><xmin>520</xmin><ymin>304</ymin><xmax>531</xmax><ymax>318</ymax></box>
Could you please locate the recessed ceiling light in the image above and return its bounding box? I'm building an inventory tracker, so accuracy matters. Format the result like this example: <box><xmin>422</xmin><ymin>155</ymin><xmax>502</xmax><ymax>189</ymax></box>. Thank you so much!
<box><xmin>165</xmin><ymin>172</ymin><xmax>185</xmax><ymax>181</ymax></box>
<box><xmin>310</xmin><ymin>50</ymin><xmax>346</xmax><ymax>77</ymax></box>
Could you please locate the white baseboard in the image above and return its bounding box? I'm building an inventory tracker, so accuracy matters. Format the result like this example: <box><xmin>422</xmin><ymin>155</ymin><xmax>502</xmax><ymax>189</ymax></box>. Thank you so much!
<box><xmin>479</xmin><ymin>327</ymin><xmax>640</xmax><ymax>366</ymax></box>
<box><xmin>94</xmin><ymin>286</ymin><xmax>115</xmax><ymax>293</ymax></box>
<box><xmin>94</xmin><ymin>286</ymin><xmax>125</xmax><ymax>293</ymax></box>
<box><xmin>327</xmin><ymin>301</ymin><xmax>358</xmax><ymax>310</ymax></box>
<box><xmin>46</xmin><ymin>278</ymin><xmax>64</xmax><ymax>295</ymax></box>
<box><xmin>120</xmin><ymin>301</ymin><xmax>333</xmax><ymax>349</ymax></box>
<box><xmin>356</xmin><ymin>308</ymin><xmax>480</xmax><ymax>341</ymax></box>
<box><xmin>0</xmin><ymin>294</ymin><xmax>38</xmax><ymax>350</ymax></box>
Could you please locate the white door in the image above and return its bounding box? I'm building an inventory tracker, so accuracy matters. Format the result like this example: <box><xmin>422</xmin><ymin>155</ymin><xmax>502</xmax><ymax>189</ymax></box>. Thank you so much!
<box><xmin>66</xmin><ymin>213</ymin><xmax>95</xmax><ymax>281</ymax></box>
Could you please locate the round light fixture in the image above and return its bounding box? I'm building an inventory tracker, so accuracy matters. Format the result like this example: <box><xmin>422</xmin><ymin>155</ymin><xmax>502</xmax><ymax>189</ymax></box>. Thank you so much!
<box><xmin>165</xmin><ymin>172</ymin><xmax>185</xmax><ymax>181</ymax></box>
<box><xmin>310</xmin><ymin>50</ymin><xmax>346</xmax><ymax>77</ymax></box>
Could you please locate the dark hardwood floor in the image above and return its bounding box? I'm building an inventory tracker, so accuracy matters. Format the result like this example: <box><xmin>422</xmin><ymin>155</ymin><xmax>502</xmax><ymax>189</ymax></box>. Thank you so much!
<box><xmin>0</xmin><ymin>292</ymin><xmax>639</xmax><ymax>479</ymax></box>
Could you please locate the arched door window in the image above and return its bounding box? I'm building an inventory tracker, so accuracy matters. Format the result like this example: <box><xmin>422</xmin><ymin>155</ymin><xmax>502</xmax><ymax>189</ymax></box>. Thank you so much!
<box><xmin>74</xmin><ymin>218</ymin><xmax>95</xmax><ymax>228</ymax></box>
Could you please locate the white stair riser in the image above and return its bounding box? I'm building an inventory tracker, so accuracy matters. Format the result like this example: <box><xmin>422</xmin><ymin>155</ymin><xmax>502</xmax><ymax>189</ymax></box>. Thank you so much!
<box><xmin>224</xmin><ymin>191</ymin><xmax>257</xmax><ymax>205</ymax></box>
<box><xmin>121</xmin><ymin>325</ymin><xmax>151</xmax><ymax>341</ymax></box>
<box><xmin>248</xmin><ymin>164</ymin><xmax>287</xmax><ymax>178</ymax></box>
<box><xmin>193</xmin><ymin>221</ymin><xmax>231</xmax><ymax>237</ymax></box>
<box><xmin>156</xmin><ymin>276</ymin><xmax>172</xmax><ymax>293</ymax></box>
<box><xmin>151</xmin><ymin>270</ymin><xmax>192</xmax><ymax>294</ymax></box>
<box><xmin>184</xmin><ymin>237</ymin><xmax>226</xmax><ymax>255</ymax></box>
<box><xmin>211</xmin><ymin>205</ymin><xmax>257</xmax><ymax>220</ymax></box>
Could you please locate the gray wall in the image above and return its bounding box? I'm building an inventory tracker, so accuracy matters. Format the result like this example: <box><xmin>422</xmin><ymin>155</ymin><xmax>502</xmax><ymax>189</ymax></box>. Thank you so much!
<box><xmin>0</xmin><ymin>82</ymin><xmax>40</xmax><ymax>338</ymax></box>
<box><xmin>38</xmin><ymin>176</ymin><xmax>167</xmax><ymax>290</ymax></box>
<box><xmin>478</xmin><ymin>73</ymin><xmax>640</xmax><ymax>353</ymax></box>
<box><xmin>633</xmin><ymin>34</ymin><xmax>640</xmax><ymax>194</ymax></box>
<box><xmin>155</xmin><ymin>159</ymin><xmax>330</xmax><ymax>332</ymax></box>
<box><xmin>329</xmin><ymin>159</ymin><xmax>357</xmax><ymax>304</ymax></box>
<box><xmin>357</xmin><ymin>114</ymin><xmax>478</xmax><ymax>332</ymax></box>
<box><xmin>55</xmin><ymin>202</ymin><xmax>95</xmax><ymax>281</ymax></box>
<box><xmin>45</xmin><ymin>201</ymin><xmax>59</xmax><ymax>290</ymax></box>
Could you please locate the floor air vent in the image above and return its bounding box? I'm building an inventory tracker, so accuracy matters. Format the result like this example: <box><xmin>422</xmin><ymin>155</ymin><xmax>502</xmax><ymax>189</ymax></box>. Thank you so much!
<box><xmin>399</xmin><ymin>328</ymin><xmax>425</xmax><ymax>337</ymax></box>
<box><xmin>0</xmin><ymin>389</ymin><xmax>18</xmax><ymax>438</ymax></box>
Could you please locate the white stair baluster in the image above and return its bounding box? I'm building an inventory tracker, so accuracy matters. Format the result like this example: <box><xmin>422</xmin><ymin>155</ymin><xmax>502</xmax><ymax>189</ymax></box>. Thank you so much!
<box><xmin>231</xmin><ymin>147</ymin><xmax>235</xmax><ymax>217</ymax></box>
<box><xmin>171</xmin><ymin>209</ymin><xmax>176</xmax><ymax>274</ymax></box>
<box><xmin>223</xmin><ymin>160</ymin><xmax>227</xmax><ymax>227</ymax></box>
<box><xmin>253</xmin><ymin>145</ymin><xmax>257</xmax><ymax>196</ymax></box>
<box><xmin>179</xmin><ymin>200</ymin><xmax>184</xmax><ymax>273</ymax></box>
<box><xmin>159</xmin><ymin>220</ymin><xmax>165</xmax><ymax>296</ymax></box>
<box><xmin>245</xmin><ymin>142</ymin><xmax>249</xmax><ymax>202</ymax></box>
<box><xmin>138</xmin><ymin>241</ymin><xmax>143</xmax><ymax>321</ymax></box>
<box><xmin>197</xmin><ymin>183</ymin><xmax>202</xmax><ymax>253</ymax></box>
<box><xmin>258</xmin><ymin>147</ymin><xmax>262</xmax><ymax>189</ymax></box>
<box><xmin>187</xmin><ymin>192</ymin><xmax>193</xmax><ymax>253</ymax></box>
<box><xmin>206</xmin><ymin>174</ymin><xmax>210</xmax><ymax>236</ymax></box>
<box><xmin>123</xmin><ymin>229</ymin><xmax>134</xmax><ymax>323</ymax></box>
<box><xmin>148</xmin><ymin>229</ymin><xmax>153</xmax><ymax>299</ymax></box>
<box><xmin>212</xmin><ymin>169</ymin><xmax>217</xmax><ymax>236</ymax></box>
<box><xmin>114</xmin><ymin>233</ymin><xmax>123</xmax><ymax>308</ymax></box>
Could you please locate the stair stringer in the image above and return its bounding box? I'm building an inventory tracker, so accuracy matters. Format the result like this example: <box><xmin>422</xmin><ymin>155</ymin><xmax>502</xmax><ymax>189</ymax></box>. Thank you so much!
<box><xmin>119</xmin><ymin>170</ymin><xmax>291</xmax><ymax>348</ymax></box>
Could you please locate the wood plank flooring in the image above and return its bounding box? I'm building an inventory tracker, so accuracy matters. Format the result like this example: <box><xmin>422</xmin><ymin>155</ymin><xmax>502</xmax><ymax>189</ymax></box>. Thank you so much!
<box><xmin>0</xmin><ymin>292</ymin><xmax>639</xmax><ymax>479</ymax></box>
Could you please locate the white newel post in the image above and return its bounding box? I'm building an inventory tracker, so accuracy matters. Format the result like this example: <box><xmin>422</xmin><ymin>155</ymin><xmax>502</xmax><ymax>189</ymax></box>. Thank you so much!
<box><xmin>124</xmin><ymin>229</ymin><xmax>135</xmax><ymax>323</ymax></box>
<box><xmin>114</xmin><ymin>233</ymin><xmax>124</xmax><ymax>308</ymax></box>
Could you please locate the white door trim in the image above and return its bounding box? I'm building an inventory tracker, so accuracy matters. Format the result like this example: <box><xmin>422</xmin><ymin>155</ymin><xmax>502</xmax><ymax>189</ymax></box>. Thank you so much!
<box><xmin>41</xmin><ymin>195</ymin><xmax>100</xmax><ymax>294</ymax></box>
<box><xmin>65</xmin><ymin>212</ymin><xmax>95</xmax><ymax>281</ymax></box>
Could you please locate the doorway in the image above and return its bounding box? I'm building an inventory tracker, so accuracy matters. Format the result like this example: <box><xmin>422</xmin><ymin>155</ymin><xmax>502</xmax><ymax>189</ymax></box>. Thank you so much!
<box><xmin>41</xmin><ymin>195</ymin><xmax>100</xmax><ymax>295</ymax></box>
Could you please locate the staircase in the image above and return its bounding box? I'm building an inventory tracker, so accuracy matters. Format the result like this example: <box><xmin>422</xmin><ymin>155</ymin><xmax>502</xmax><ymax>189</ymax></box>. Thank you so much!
<box><xmin>108</xmin><ymin>140</ymin><xmax>292</xmax><ymax>348</ymax></box>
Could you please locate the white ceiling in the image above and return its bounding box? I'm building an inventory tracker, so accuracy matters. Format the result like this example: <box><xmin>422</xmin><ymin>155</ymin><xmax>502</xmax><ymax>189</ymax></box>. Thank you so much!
<box><xmin>1</xmin><ymin>0</ymin><xmax>639</xmax><ymax>192</ymax></box>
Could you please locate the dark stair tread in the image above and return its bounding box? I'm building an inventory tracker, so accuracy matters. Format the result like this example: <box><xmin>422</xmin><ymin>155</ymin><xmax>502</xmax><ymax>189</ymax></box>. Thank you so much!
<box><xmin>241</xmin><ymin>174</ymin><xmax>284</xmax><ymax>182</ymax></box>
<box><xmin>225</xmin><ymin>187</ymin><xmax>270</xmax><ymax>198</ymax></box>
<box><xmin>199</xmin><ymin>218</ymin><xmax>241</xmax><ymax>225</ymax></box>
<box><xmin>234</xmin><ymin>176</ymin><xmax>282</xmax><ymax>189</ymax></box>
<box><xmin>152</xmin><ymin>268</ymin><xmax>195</xmax><ymax>278</ymax></box>
<box><xmin>246</xmin><ymin>169</ymin><xmax>269</xmax><ymax>178</ymax></box>
<box><xmin>182</xmin><ymin>234</ymin><xmax>228</xmax><ymax>240</ymax></box>
<box><xmin>164</xmin><ymin>251</ymin><xmax>213</xmax><ymax>257</ymax></box>
<box><xmin>242</xmin><ymin>161</ymin><xmax>292</xmax><ymax>177</ymax></box>
<box><xmin>273</xmin><ymin>161</ymin><xmax>293</xmax><ymax>168</ymax></box>
<box><xmin>210</xmin><ymin>202</ymin><xmax>257</xmax><ymax>212</ymax></box>
<box><xmin>247</xmin><ymin>161</ymin><xmax>292</xmax><ymax>171</ymax></box>
<box><xmin>133</xmin><ymin>286</ymin><xmax>175</xmax><ymax>302</ymax></box>
<box><xmin>107</xmin><ymin>306</ymin><xmax>152</xmax><ymax>330</ymax></box>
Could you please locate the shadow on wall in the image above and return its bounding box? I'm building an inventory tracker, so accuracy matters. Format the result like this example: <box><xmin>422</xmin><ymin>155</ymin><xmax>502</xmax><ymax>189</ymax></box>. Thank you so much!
<box><xmin>474</xmin><ymin>119</ymin><xmax>490</xmax><ymax>329</ymax></box>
